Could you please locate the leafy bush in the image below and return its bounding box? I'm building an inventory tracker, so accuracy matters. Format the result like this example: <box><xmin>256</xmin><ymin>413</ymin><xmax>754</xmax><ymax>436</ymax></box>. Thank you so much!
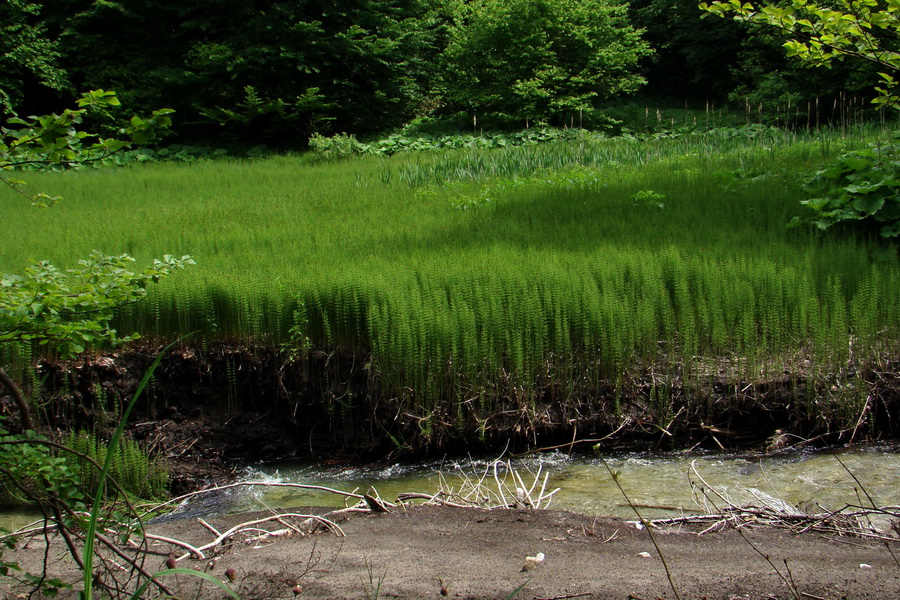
<box><xmin>309</xmin><ymin>128</ymin><xmax>597</xmax><ymax>159</ymax></box>
<box><xmin>0</xmin><ymin>426</ymin><xmax>86</xmax><ymax>509</ymax></box>
<box><xmin>308</xmin><ymin>132</ymin><xmax>366</xmax><ymax>159</ymax></box>
<box><xmin>797</xmin><ymin>141</ymin><xmax>900</xmax><ymax>238</ymax></box>
<box><xmin>631</xmin><ymin>189</ymin><xmax>666</xmax><ymax>209</ymax></box>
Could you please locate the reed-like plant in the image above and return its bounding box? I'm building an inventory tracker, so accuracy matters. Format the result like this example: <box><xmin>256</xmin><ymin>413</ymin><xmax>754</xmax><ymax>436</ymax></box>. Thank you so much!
<box><xmin>63</xmin><ymin>430</ymin><xmax>168</xmax><ymax>501</ymax></box>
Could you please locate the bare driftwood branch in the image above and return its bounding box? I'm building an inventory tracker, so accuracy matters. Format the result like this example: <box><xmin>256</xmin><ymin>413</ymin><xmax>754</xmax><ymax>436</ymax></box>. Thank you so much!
<box><xmin>141</xmin><ymin>481</ymin><xmax>368</xmax><ymax>519</ymax></box>
<box><xmin>663</xmin><ymin>461</ymin><xmax>900</xmax><ymax>542</ymax></box>
<box><xmin>171</xmin><ymin>513</ymin><xmax>346</xmax><ymax>561</ymax></box>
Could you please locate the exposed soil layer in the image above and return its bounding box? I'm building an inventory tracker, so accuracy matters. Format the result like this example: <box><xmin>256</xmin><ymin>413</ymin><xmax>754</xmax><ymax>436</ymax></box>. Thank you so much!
<box><xmin>3</xmin><ymin>343</ymin><xmax>899</xmax><ymax>493</ymax></box>
<box><xmin>4</xmin><ymin>506</ymin><xmax>899</xmax><ymax>599</ymax></box>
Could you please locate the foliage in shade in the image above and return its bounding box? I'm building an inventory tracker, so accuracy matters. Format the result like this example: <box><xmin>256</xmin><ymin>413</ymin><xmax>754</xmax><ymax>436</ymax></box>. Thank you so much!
<box><xmin>0</xmin><ymin>0</ymin><xmax>68</xmax><ymax>115</ymax></box>
<box><xmin>797</xmin><ymin>140</ymin><xmax>900</xmax><ymax>237</ymax></box>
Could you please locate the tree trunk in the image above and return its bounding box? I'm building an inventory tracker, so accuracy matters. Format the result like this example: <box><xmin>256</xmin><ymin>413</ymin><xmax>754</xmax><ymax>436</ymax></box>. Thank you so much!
<box><xmin>0</xmin><ymin>365</ymin><xmax>34</xmax><ymax>431</ymax></box>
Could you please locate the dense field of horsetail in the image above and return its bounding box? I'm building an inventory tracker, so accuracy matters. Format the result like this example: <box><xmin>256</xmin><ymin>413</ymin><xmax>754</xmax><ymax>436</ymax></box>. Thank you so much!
<box><xmin>3</xmin><ymin>123</ymin><xmax>899</xmax><ymax>456</ymax></box>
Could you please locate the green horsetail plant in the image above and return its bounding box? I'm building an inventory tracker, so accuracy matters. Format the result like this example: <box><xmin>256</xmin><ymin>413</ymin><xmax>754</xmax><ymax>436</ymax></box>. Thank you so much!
<box><xmin>2</xmin><ymin>125</ymin><xmax>898</xmax><ymax>438</ymax></box>
<box><xmin>64</xmin><ymin>430</ymin><xmax>168</xmax><ymax>501</ymax></box>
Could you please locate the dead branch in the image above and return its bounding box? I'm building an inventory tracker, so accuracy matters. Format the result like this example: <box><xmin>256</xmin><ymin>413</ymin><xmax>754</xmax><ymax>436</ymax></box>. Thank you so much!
<box><xmin>173</xmin><ymin>513</ymin><xmax>345</xmax><ymax>561</ymax></box>
<box><xmin>396</xmin><ymin>492</ymin><xmax>477</xmax><ymax>508</ymax></box>
<box><xmin>139</xmin><ymin>534</ymin><xmax>205</xmax><ymax>559</ymax></box>
<box><xmin>141</xmin><ymin>481</ymin><xmax>367</xmax><ymax>520</ymax></box>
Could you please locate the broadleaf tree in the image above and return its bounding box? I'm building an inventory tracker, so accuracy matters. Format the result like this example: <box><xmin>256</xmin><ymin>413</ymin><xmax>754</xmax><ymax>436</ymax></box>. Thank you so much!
<box><xmin>439</xmin><ymin>0</ymin><xmax>652</xmax><ymax>124</ymax></box>
<box><xmin>43</xmin><ymin>0</ymin><xmax>441</xmax><ymax>145</ymax></box>
<box><xmin>0</xmin><ymin>90</ymin><xmax>192</xmax><ymax>431</ymax></box>
<box><xmin>699</xmin><ymin>0</ymin><xmax>900</xmax><ymax>110</ymax></box>
<box><xmin>0</xmin><ymin>0</ymin><xmax>69</xmax><ymax>115</ymax></box>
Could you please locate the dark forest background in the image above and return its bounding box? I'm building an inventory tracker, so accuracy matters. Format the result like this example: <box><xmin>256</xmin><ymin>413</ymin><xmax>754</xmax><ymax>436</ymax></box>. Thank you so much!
<box><xmin>1</xmin><ymin>0</ymin><xmax>885</xmax><ymax>148</ymax></box>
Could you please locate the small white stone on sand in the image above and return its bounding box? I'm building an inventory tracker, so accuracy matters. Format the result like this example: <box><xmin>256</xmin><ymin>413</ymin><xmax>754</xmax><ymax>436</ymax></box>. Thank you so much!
<box><xmin>859</xmin><ymin>563</ymin><xmax>873</xmax><ymax>569</ymax></box>
<box><xmin>638</xmin><ymin>551</ymin><xmax>652</xmax><ymax>558</ymax></box>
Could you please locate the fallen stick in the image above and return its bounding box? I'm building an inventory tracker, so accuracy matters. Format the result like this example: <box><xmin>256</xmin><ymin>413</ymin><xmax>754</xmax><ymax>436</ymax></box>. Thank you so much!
<box><xmin>396</xmin><ymin>492</ymin><xmax>475</xmax><ymax>508</ymax></box>
<box><xmin>142</xmin><ymin>533</ymin><xmax>205</xmax><ymax>560</ymax></box>
<box><xmin>197</xmin><ymin>517</ymin><xmax>222</xmax><ymax>536</ymax></box>
<box><xmin>141</xmin><ymin>481</ymin><xmax>367</xmax><ymax>519</ymax></box>
<box><xmin>175</xmin><ymin>513</ymin><xmax>345</xmax><ymax>561</ymax></box>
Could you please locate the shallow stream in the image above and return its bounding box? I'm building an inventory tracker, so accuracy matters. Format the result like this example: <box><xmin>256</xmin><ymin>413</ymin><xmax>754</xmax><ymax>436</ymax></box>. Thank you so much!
<box><xmin>187</xmin><ymin>443</ymin><xmax>900</xmax><ymax>522</ymax></box>
<box><xmin>3</xmin><ymin>444</ymin><xmax>897</xmax><ymax>532</ymax></box>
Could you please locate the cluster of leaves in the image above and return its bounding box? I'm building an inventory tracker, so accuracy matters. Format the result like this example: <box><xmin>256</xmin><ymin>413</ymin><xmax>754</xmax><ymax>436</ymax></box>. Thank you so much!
<box><xmin>0</xmin><ymin>0</ymin><xmax>68</xmax><ymax>115</ymax></box>
<box><xmin>439</xmin><ymin>0</ymin><xmax>651</xmax><ymax>122</ymax></box>
<box><xmin>1</xmin><ymin>89</ymin><xmax>173</xmax><ymax>205</ymax></box>
<box><xmin>700</xmin><ymin>0</ymin><xmax>900</xmax><ymax>111</ymax></box>
<box><xmin>307</xmin><ymin>132</ymin><xmax>368</xmax><ymax>159</ymax></box>
<box><xmin>310</xmin><ymin>128</ymin><xmax>594</xmax><ymax>159</ymax></box>
<box><xmin>796</xmin><ymin>140</ymin><xmax>900</xmax><ymax>237</ymax></box>
<box><xmin>0</xmin><ymin>252</ymin><xmax>194</xmax><ymax>357</ymax></box>
<box><xmin>631</xmin><ymin>189</ymin><xmax>667</xmax><ymax>209</ymax></box>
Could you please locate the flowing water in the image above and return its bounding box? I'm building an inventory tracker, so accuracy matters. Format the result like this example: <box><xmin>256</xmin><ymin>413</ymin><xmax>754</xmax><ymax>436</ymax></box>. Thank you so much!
<box><xmin>184</xmin><ymin>444</ymin><xmax>900</xmax><ymax>522</ymax></box>
<box><xmin>3</xmin><ymin>444</ymin><xmax>898</xmax><ymax>532</ymax></box>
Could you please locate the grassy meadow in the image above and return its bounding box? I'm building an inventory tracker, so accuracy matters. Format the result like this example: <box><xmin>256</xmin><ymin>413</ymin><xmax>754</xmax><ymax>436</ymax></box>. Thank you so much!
<box><xmin>3</xmin><ymin>126</ymin><xmax>899</xmax><ymax>439</ymax></box>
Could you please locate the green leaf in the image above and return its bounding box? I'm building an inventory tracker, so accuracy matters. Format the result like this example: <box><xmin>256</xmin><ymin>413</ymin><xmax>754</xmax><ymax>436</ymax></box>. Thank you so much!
<box><xmin>853</xmin><ymin>195</ymin><xmax>886</xmax><ymax>215</ymax></box>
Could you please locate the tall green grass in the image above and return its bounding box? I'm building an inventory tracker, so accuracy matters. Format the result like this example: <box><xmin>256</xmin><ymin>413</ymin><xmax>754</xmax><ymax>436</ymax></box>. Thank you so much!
<box><xmin>3</xmin><ymin>125</ymin><xmax>898</xmax><ymax>421</ymax></box>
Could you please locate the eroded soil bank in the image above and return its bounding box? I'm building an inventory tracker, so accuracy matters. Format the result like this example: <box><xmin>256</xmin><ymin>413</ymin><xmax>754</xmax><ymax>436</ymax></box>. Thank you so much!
<box><xmin>3</xmin><ymin>344</ymin><xmax>900</xmax><ymax>599</ymax></box>
<box><xmin>2</xmin><ymin>343</ymin><xmax>899</xmax><ymax>492</ymax></box>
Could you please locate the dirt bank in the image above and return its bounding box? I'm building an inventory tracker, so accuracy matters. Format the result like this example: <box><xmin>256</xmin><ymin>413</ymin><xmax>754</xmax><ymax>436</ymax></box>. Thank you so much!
<box><xmin>5</xmin><ymin>343</ymin><xmax>898</xmax><ymax>487</ymax></box>
<box><xmin>5</xmin><ymin>505</ymin><xmax>898</xmax><ymax>599</ymax></box>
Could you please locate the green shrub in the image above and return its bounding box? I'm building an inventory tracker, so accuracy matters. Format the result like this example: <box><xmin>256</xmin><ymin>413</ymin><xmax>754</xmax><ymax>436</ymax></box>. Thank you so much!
<box><xmin>308</xmin><ymin>132</ymin><xmax>367</xmax><ymax>159</ymax></box>
<box><xmin>797</xmin><ymin>140</ymin><xmax>900</xmax><ymax>238</ymax></box>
